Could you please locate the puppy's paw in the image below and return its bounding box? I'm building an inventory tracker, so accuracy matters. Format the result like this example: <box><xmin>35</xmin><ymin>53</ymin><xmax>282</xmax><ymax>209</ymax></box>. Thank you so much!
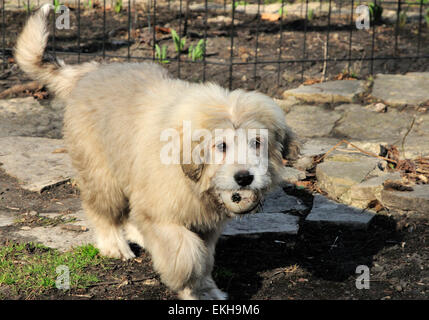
<box><xmin>178</xmin><ymin>288</ymin><xmax>199</xmax><ymax>300</ymax></box>
<box><xmin>199</xmin><ymin>288</ymin><xmax>228</xmax><ymax>300</ymax></box>
<box><xmin>124</xmin><ymin>223</ymin><xmax>145</xmax><ymax>249</ymax></box>
<box><xmin>179</xmin><ymin>287</ymin><xmax>228</xmax><ymax>300</ymax></box>
<box><xmin>209</xmin><ymin>288</ymin><xmax>228</xmax><ymax>300</ymax></box>
<box><xmin>97</xmin><ymin>237</ymin><xmax>136</xmax><ymax>260</ymax></box>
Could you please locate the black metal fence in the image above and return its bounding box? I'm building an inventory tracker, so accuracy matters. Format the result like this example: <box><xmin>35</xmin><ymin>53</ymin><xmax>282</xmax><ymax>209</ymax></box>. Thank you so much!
<box><xmin>1</xmin><ymin>0</ymin><xmax>429</xmax><ymax>94</ymax></box>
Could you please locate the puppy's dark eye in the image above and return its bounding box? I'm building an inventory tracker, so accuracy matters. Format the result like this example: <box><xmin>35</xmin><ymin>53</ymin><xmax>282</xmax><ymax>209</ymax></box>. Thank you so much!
<box><xmin>249</xmin><ymin>138</ymin><xmax>261</xmax><ymax>150</ymax></box>
<box><xmin>216</xmin><ymin>142</ymin><xmax>227</xmax><ymax>153</ymax></box>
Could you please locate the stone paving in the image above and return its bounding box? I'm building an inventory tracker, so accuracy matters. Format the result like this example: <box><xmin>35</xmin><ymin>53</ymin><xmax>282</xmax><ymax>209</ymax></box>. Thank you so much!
<box><xmin>0</xmin><ymin>72</ymin><xmax>428</xmax><ymax>251</ymax></box>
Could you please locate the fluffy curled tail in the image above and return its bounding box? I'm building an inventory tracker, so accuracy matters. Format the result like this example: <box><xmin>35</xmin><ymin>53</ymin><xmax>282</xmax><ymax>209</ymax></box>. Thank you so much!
<box><xmin>15</xmin><ymin>4</ymin><xmax>97</xmax><ymax>99</ymax></box>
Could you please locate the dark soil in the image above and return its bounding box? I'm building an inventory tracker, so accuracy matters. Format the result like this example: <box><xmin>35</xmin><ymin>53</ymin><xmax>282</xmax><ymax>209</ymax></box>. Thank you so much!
<box><xmin>1</xmin><ymin>168</ymin><xmax>428</xmax><ymax>300</ymax></box>
<box><xmin>1</xmin><ymin>1</ymin><xmax>428</xmax><ymax>98</ymax></box>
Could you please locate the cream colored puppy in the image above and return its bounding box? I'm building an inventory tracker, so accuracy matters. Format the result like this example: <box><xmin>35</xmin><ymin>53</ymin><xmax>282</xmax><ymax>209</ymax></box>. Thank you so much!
<box><xmin>15</xmin><ymin>5</ymin><xmax>298</xmax><ymax>300</ymax></box>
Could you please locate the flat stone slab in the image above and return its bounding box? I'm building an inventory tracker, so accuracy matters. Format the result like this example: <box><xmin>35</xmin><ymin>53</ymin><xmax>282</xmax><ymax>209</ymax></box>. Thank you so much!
<box><xmin>0</xmin><ymin>136</ymin><xmax>75</xmax><ymax>192</ymax></box>
<box><xmin>371</xmin><ymin>73</ymin><xmax>429</xmax><ymax>107</ymax></box>
<box><xmin>10</xmin><ymin>210</ymin><xmax>94</xmax><ymax>251</ymax></box>
<box><xmin>0</xmin><ymin>211</ymin><xmax>17</xmax><ymax>227</ymax></box>
<box><xmin>222</xmin><ymin>212</ymin><xmax>299</xmax><ymax>236</ymax></box>
<box><xmin>306</xmin><ymin>195</ymin><xmax>374</xmax><ymax>228</ymax></box>
<box><xmin>285</xmin><ymin>105</ymin><xmax>342</xmax><ymax>138</ymax></box>
<box><xmin>316</xmin><ymin>156</ymin><xmax>379</xmax><ymax>204</ymax></box>
<box><xmin>283</xmin><ymin>80</ymin><xmax>365</xmax><ymax>104</ymax></box>
<box><xmin>350</xmin><ymin>172</ymin><xmax>402</xmax><ymax>209</ymax></box>
<box><xmin>261</xmin><ymin>186</ymin><xmax>307</xmax><ymax>213</ymax></box>
<box><xmin>334</xmin><ymin>104</ymin><xmax>413</xmax><ymax>141</ymax></box>
<box><xmin>0</xmin><ymin>97</ymin><xmax>63</xmax><ymax>138</ymax></box>
<box><xmin>381</xmin><ymin>185</ymin><xmax>429</xmax><ymax>215</ymax></box>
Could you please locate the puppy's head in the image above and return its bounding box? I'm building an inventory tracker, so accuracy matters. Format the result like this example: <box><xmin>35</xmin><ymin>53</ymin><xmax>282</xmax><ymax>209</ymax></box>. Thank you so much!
<box><xmin>177</xmin><ymin>85</ymin><xmax>298</xmax><ymax>217</ymax></box>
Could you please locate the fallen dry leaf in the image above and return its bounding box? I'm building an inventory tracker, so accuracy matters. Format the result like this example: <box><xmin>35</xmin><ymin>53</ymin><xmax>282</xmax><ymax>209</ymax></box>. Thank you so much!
<box><xmin>261</xmin><ymin>13</ymin><xmax>280</xmax><ymax>22</ymax></box>
<box><xmin>52</xmin><ymin>148</ymin><xmax>68</xmax><ymax>154</ymax></box>
<box><xmin>303</xmin><ymin>78</ymin><xmax>322</xmax><ymax>85</ymax></box>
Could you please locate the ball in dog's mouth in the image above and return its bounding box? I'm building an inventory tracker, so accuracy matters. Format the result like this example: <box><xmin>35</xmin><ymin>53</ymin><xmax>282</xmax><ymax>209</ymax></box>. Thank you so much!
<box><xmin>220</xmin><ymin>190</ymin><xmax>260</xmax><ymax>214</ymax></box>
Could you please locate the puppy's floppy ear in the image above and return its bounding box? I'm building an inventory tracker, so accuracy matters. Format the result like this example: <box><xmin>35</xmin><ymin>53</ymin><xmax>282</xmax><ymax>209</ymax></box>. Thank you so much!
<box><xmin>281</xmin><ymin>128</ymin><xmax>300</xmax><ymax>163</ymax></box>
<box><xmin>181</xmin><ymin>162</ymin><xmax>204</xmax><ymax>182</ymax></box>
<box><xmin>180</xmin><ymin>138</ymin><xmax>205</xmax><ymax>182</ymax></box>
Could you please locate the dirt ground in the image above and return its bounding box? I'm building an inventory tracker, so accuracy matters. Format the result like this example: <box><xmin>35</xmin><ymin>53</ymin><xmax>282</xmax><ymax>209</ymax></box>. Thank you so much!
<box><xmin>1</xmin><ymin>168</ymin><xmax>428</xmax><ymax>300</ymax></box>
<box><xmin>1</xmin><ymin>1</ymin><xmax>428</xmax><ymax>98</ymax></box>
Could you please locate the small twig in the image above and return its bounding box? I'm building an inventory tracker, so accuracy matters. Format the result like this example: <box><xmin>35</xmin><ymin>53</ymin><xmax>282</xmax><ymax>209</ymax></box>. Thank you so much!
<box><xmin>401</xmin><ymin>117</ymin><xmax>416</xmax><ymax>159</ymax></box>
<box><xmin>316</xmin><ymin>139</ymin><xmax>398</xmax><ymax>164</ymax></box>
<box><xmin>87</xmin><ymin>276</ymin><xmax>155</xmax><ymax>288</ymax></box>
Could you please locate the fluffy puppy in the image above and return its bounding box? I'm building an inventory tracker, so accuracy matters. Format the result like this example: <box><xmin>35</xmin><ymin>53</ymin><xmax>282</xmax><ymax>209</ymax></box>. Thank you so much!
<box><xmin>15</xmin><ymin>5</ymin><xmax>299</xmax><ymax>300</ymax></box>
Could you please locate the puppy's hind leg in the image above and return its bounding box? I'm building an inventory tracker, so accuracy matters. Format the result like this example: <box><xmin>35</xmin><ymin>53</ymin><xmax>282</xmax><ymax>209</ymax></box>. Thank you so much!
<box><xmin>81</xmin><ymin>181</ymin><xmax>135</xmax><ymax>260</ymax></box>
<box><xmin>84</xmin><ymin>204</ymin><xmax>135</xmax><ymax>260</ymax></box>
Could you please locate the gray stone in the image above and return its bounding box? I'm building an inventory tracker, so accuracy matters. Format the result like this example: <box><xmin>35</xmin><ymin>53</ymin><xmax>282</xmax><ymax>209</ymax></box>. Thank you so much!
<box><xmin>12</xmin><ymin>225</ymin><xmax>94</xmax><ymax>251</ymax></box>
<box><xmin>350</xmin><ymin>172</ymin><xmax>402</xmax><ymax>209</ymax></box>
<box><xmin>371</xmin><ymin>73</ymin><xmax>429</xmax><ymax>107</ymax></box>
<box><xmin>293</xmin><ymin>138</ymin><xmax>340</xmax><ymax>171</ymax></box>
<box><xmin>333</xmin><ymin>104</ymin><xmax>413</xmax><ymax>141</ymax></box>
<box><xmin>274</xmin><ymin>96</ymin><xmax>300</xmax><ymax>113</ymax></box>
<box><xmin>0</xmin><ymin>98</ymin><xmax>63</xmax><ymax>138</ymax></box>
<box><xmin>279</xmin><ymin>167</ymin><xmax>306</xmax><ymax>184</ymax></box>
<box><xmin>0</xmin><ymin>136</ymin><xmax>75</xmax><ymax>192</ymax></box>
<box><xmin>306</xmin><ymin>195</ymin><xmax>374</xmax><ymax>228</ymax></box>
<box><xmin>380</xmin><ymin>184</ymin><xmax>429</xmax><ymax>215</ymax></box>
<box><xmin>285</xmin><ymin>106</ymin><xmax>342</xmax><ymax>138</ymax></box>
<box><xmin>316</xmin><ymin>156</ymin><xmax>379</xmax><ymax>204</ymax></box>
<box><xmin>300</xmin><ymin>138</ymin><xmax>339</xmax><ymax>157</ymax></box>
<box><xmin>283</xmin><ymin>80</ymin><xmax>365</xmax><ymax>103</ymax></box>
<box><xmin>261</xmin><ymin>186</ymin><xmax>307</xmax><ymax>213</ymax></box>
<box><xmin>0</xmin><ymin>211</ymin><xmax>16</xmax><ymax>227</ymax></box>
<box><xmin>222</xmin><ymin>213</ymin><xmax>300</xmax><ymax>236</ymax></box>
<box><xmin>10</xmin><ymin>209</ymin><xmax>94</xmax><ymax>251</ymax></box>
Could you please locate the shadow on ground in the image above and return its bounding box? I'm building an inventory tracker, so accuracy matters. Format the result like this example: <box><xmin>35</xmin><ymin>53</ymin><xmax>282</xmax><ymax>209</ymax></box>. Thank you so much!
<box><xmin>214</xmin><ymin>210</ymin><xmax>402</xmax><ymax>299</ymax></box>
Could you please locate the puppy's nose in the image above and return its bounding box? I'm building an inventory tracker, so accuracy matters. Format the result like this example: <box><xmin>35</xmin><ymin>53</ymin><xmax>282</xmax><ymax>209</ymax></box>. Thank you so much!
<box><xmin>234</xmin><ymin>170</ymin><xmax>254</xmax><ymax>187</ymax></box>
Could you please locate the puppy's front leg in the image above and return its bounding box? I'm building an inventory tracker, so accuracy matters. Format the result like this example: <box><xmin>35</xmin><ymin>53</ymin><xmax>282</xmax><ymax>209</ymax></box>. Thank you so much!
<box><xmin>140</xmin><ymin>222</ymin><xmax>221</xmax><ymax>299</ymax></box>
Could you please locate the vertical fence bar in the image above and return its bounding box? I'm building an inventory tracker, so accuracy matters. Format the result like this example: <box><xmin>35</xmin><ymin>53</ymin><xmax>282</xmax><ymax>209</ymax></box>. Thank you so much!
<box><xmin>177</xmin><ymin>0</ymin><xmax>183</xmax><ymax>78</ymax></box>
<box><xmin>417</xmin><ymin>0</ymin><xmax>423</xmax><ymax>56</ymax></box>
<box><xmin>2</xmin><ymin>0</ymin><xmax>5</xmax><ymax>71</ymax></box>
<box><xmin>301</xmin><ymin>0</ymin><xmax>309</xmax><ymax>81</ymax></box>
<box><xmin>229</xmin><ymin>0</ymin><xmax>236</xmax><ymax>90</ymax></box>
<box><xmin>52</xmin><ymin>0</ymin><xmax>56</xmax><ymax>59</ymax></box>
<box><xmin>347</xmin><ymin>0</ymin><xmax>354</xmax><ymax>73</ymax></box>
<box><xmin>322</xmin><ymin>0</ymin><xmax>332</xmax><ymax>80</ymax></box>
<box><xmin>127</xmin><ymin>0</ymin><xmax>131</xmax><ymax>61</ymax></box>
<box><xmin>253</xmin><ymin>0</ymin><xmax>261</xmax><ymax>85</ymax></box>
<box><xmin>276</xmin><ymin>0</ymin><xmax>286</xmax><ymax>85</ymax></box>
<box><xmin>370</xmin><ymin>0</ymin><xmax>377</xmax><ymax>75</ymax></box>
<box><xmin>103</xmin><ymin>0</ymin><xmax>106</xmax><ymax>59</ymax></box>
<box><xmin>78</xmin><ymin>0</ymin><xmax>81</xmax><ymax>63</ymax></box>
<box><xmin>202</xmin><ymin>0</ymin><xmax>208</xmax><ymax>82</ymax></box>
<box><xmin>394</xmin><ymin>0</ymin><xmax>401</xmax><ymax>57</ymax></box>
<box><xmin>152</xmin><ymin>0</ymin><xmax>157</xmax><ymax>61</ymax></box>
<box><xmin>338</xmin><ymin>0</ymin><xmax>342</xmax><ymax>17</ymax></box>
